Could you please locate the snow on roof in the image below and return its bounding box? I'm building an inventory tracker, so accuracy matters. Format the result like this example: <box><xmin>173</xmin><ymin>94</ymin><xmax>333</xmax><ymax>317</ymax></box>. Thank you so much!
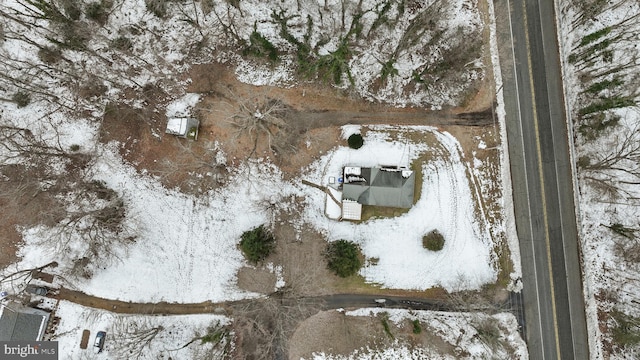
<box><xmin>325</xmin><ymin>187</ymin><xmax>342</xmax><ymax>220</ymax></box>
<box><xmin>165</xmin><ymin>118</ymin><xmax>200</xmax><ymax>139</ymax></box>
<box><xmin>166</xmin><ymin>118</ymin><xmax>188</xmax><ymax>136</ymax></box>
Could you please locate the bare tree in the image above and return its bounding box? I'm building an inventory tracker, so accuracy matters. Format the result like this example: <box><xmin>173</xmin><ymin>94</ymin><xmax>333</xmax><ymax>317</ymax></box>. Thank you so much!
<box><xmin>230</xmin><ymin>297</ymin><xmax>322</xmax><ymax>360</ymax></box>
<box><xmin>223</xmin><ymin>93</ymin><xmax>291</xmax><ymax>157</ymax></box>
<box><xmin>41</xmin><ymin>179</ymin><xmax>137</xmax><ymax>279</ymax></box>
<box><xmin>167</xmin><ymin>321</ymin><xmax>232</xmax><ymax>359</ymax></box>
<box><xmin>580</xmin><ymin>122</ymin><xmax>640</xmax><ymax>200</ymax></box>
<box><xmin>110</xmin><ymin>318</ymin><xmax>165</xmax><ymax>359</ymax></box>
<box><xmin>0</xmin><ymin>110</ymin><xmax>138</xmax><ymax>277</ymax></box>
<box><xmin>148</xmin><ymin>137</ymin><xmax>228</xmax><ymax>195</ymax></box>
<box><xmin>0</xmin><ymin>262</ymin><xmax>58</xmax><ymax>296</ymax></box>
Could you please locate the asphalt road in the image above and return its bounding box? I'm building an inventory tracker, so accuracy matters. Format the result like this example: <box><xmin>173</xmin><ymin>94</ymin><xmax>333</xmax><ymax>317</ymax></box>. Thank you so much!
<box><xmin>495</xmin><ymin>0</ymin><xmax>590</xmax><ymax>359</ymax></box>
<box><xmin>320</xmin><ymin>294</ymin><xmax>449</xmax><ymax>311</ymax></box>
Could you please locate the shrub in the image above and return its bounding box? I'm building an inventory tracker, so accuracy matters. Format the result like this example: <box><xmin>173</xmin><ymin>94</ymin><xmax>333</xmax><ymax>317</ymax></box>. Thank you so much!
<box><xmin>146</xmin><ymin>0</ymin><xmax>169</xmax><ymax>18</ymax></box>
<box><xmin>85</xmin><ymin>2</ymin><xmax>107</xmax><ymax>24</ymax></box>
<box><xmin>58</xmin><ymin>22</ymin><xmax>89</xmax><ymax>50</ymax></box>
<box><xmin>584</xmin><ymin>77</ymin><xmax>622</xmax><ymax>95</ymax></box>
<box><xmin>611</xmin><ymin>308</ymin><xmax>640</xmax><ymax>346</ymax></box>
<box><xmin>475</xmin><ymin>318</ymin><xmax>502</xmax><ymax>350</ymax></box>
<box><xmin>578</xmin><ymin>113</ymin><xmax>620</xmax><ymax>140</ymax></box>
<box><xmin>380</xmin><ymin>59</ymin><xmax>399</xmax><ymax>82</ymax></box>
<box><xmin>12</xmin><ymin>91</ymin><xmax>31</xmax><ymax>108</ymax></box>
<box><xmin>201</xmin><ymin>0</ymin><xmax>215</xmax><ymax>13</ymax></box>
<box><xmin>579</xmin><ymin>27</ymin><xmax>611</xmax><ymax>47</ymax></box>
<box><xmin>422</xmin><ymin>230</ymin><xmax>445</xmax><ymax>251</ymax></box>
<box><xmin>380</xmin><ymin>313</ymin><xmax>394</xmax><ymax>339</ymax></box>
<box><xmin>239</xmin><ymin>225</ymin><xmax>276</xmax><ymax>264</ymax></box>
<box><xmin>111</xmin><ymin>36</ymin><xmax>132</xmax><ymax>51</ymax></box>
<box><xmin>412</xmin><ymin>319</ymin><xmax>422</xmax><ymax>334</ymax></box>
<box><xmin>62</xmin><ymin>0</ymin><xmax>82</xmax><ymax>21</ymax></box>
<box><xmin>577</xmin><ymin>155</ymin><xmax>590</xmax><ymax>168</ymax></box>
<box><xmin>579</xmin><ymin>96</ymin><xmax>635</xmax><ymax>116</ymax></box>
<box><xmin>242</xmin><ymin>25</ymin><xmax>279</xmax><ymax>63</ymax></box>
<box><xmin>38</xmin><ymin>46</ymin><xmax>62</xmax><ymax>64</ymax></box>
<box><xmin>200</xmin><ymin>322</ymin><xmax>227</xmax><ymax>345</ymax></box>
<box><xmin>70</xmin><ymin>144</ymin><xmax>81</xmax><ymax>152</ymax></box>
<box><xmin>325</xmin><ymin>240</ymin><xmax>362</xmax><ymax>277</ymax></box>
<box><xmin>347</xmin><ymin>133</ymin><xmax>364</xmax><ymax>149</ymax></box>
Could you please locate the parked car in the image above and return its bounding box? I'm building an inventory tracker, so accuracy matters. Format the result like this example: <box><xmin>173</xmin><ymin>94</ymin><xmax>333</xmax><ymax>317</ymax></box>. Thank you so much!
<box><xmin>25</xmin><ymin>285</ymin><xmax>47</xmax><ymax>296</ymax></box>
<box><xmin>93</xmin><ymin>331</ymin><xmax>106</xmax><ymax>353</ymax></box>
<box><xmin>374</xmin><ymin>298</ymin><xmax>387</xmax><ymax>307</ymax></box>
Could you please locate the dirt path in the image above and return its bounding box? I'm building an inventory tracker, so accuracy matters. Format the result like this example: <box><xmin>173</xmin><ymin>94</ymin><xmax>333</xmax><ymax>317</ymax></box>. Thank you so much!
<box><xmin>286</xmin><ymin>106</ymin><xmax>495</xmax><ymax>129</ymax></box>
<box><xmin>56</xmin><ymin>287</ymin><xmax>238</xmax><ymax>315</ymax></box>
<box><xmin>53</xmin><ymin>288</ymin><xmax>449</xmax><ymax>315</ymax></box>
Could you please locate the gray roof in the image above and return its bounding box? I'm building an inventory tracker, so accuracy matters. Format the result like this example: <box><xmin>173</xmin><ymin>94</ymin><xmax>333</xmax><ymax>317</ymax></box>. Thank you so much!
<box><xmin>342</xmin><ymin>167</ymin><xmax>415</xmax><ymax>208</ymax></box>
<box><xmin>0</xmin><ymin>304</ymin><xmax>50</xmax><ymax>341</ymax></box>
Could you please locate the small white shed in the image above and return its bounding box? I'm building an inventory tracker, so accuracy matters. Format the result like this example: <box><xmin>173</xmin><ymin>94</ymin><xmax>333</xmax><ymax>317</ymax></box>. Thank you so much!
<box><xmin>166</xmin><ymin>118</ymin><xmax>200</xmax><ymax>140</ymax></box>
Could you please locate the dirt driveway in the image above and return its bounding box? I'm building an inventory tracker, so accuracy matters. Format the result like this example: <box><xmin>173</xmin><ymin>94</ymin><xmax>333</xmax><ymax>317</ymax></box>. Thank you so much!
<box><xmin>55</xmin><ymin>287</ymin><xmax>233</xmax><ymax>315</ymax></box>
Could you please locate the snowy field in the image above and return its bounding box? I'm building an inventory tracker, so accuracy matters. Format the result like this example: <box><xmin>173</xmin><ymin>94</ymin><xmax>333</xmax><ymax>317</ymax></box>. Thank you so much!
<box><xmin>0</xmin><ymin>0</ymin><xmax>519</xmax><ymax>358</ymax></box>
<box><xmin>307</xmin><ymin>308</ymin><xmax>527</xmax><ymax>360</ymax></box>
<box><xmin>302</xmin><ymin>126</ymin><xmax>498</xmax><ymax>291</ymax></box>
<box><xmin>12</xmin><ymin>124</ymin><xmax>498</xmax><ymax>301</ymax></box>
<box><xmin>46</xmin><ymin>300</ymin><xmax>230</xmax><ymax>359</ymax></box>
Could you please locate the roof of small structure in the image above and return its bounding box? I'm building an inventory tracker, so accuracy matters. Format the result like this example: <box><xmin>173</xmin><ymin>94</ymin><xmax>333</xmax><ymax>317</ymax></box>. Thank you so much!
<box><xmin>342</xmin><ymin>200</ymin><xmax>362</xmax><ymax>221</ymax></box>
<box><xmin>342</xmin><ymin>167</ymin><xmax>415</xmax><ymax>208</ymax></box>
<box><xmin>0</xmin><ymin>303</ymin><xmax>50</xmax><ymax>341</ymax></box>
<box><xmin>166</xmin><ymin>118</ymin><xmax>199</xmax><ymax>138</ymax></box>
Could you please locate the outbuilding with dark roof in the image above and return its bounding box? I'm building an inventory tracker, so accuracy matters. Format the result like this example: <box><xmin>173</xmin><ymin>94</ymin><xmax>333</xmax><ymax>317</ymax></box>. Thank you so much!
<box><xmin>0</xmin><ymin>302</ymin><xmax>50</xmax><ymax>341</ymax></box>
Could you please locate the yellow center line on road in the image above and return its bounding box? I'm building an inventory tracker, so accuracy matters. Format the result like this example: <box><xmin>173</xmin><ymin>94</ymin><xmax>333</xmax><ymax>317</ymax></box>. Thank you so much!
<box><xmin>521</xmin><ymin>1</ymin><xmax>562</xmax><ymax>359</ymax></box>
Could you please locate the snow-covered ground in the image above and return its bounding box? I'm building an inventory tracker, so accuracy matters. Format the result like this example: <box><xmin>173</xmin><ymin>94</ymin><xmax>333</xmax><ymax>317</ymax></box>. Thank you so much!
<box><xmin>11</xmin><ymin>125</ymin><xmax>498</xmax><ymax>301</ymax></box>
<box><xmin>556</xmin><ymin>0</ymin><xmax>640</xmax><ymax>358</ymax></box>
<box><xmin>306</xmin><ymin>308</ymin><xmax>527</xmax><ymax>360</ymax></box>
<box><xmin>0</xmin><ymin>0</ymin><xmax>522</xmax><ymax>358</ymax></box>
<box><xmin>0</xmin><ymin>0</ymin><xmax>483</xmax><ymax>112</ymax></box>
<box><xmin>47</xmin><ymin>300</ymin><xmax>231</xmax><ymax>359</ymax></box>
<box><xmin>1</xmin><ymin>0</ymin><xmax>505</xmax><ymax>301</ymax></box>
<box><xmin>302</xmin><ymin>126</ymin><xmax>498</xmax><ymax>291</ymax></box>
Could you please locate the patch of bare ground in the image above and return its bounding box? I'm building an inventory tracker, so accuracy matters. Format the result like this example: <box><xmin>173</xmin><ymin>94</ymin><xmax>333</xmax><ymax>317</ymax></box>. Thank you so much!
<box><xmin>451</xmin><ymin>0</ymin><xmax>496</xmax><ymax>115</ymax></box>
<box><xmin>188</xmin><ymin>62</ymin><xmax>494</xmax><ymax>178</ymax></box>
<box><xmin>289</xmin><ymin>310</ymin><xmax>455</xmax><ymax>360</ymax></box>
<box><xmin>236</xmin><ymin>267</ymin><xmax>277</xmax><ymax>295</ymax></box>
<box><xmin>236</xmin><ymin>205</ymin><xmax>454</xmax><ymax>300</ymax></box>
<box><xmin>270</xmin><ymin>220</ymin><xmax>337</xmax><ymax>296</ymax></box>
<box><xmin>99</xmin><ymin>94</ymin><xmax>228</xmax><ymax>195</ymax></box>
<box><xmin>99</xmin><ymin>56</ymin><xmax>494</xmax><ymax>194</ymax></box>
<box><xmin>236</xmin><ymin>210</ymin><xmax>345</xmax><ymax>297</ymax></box>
